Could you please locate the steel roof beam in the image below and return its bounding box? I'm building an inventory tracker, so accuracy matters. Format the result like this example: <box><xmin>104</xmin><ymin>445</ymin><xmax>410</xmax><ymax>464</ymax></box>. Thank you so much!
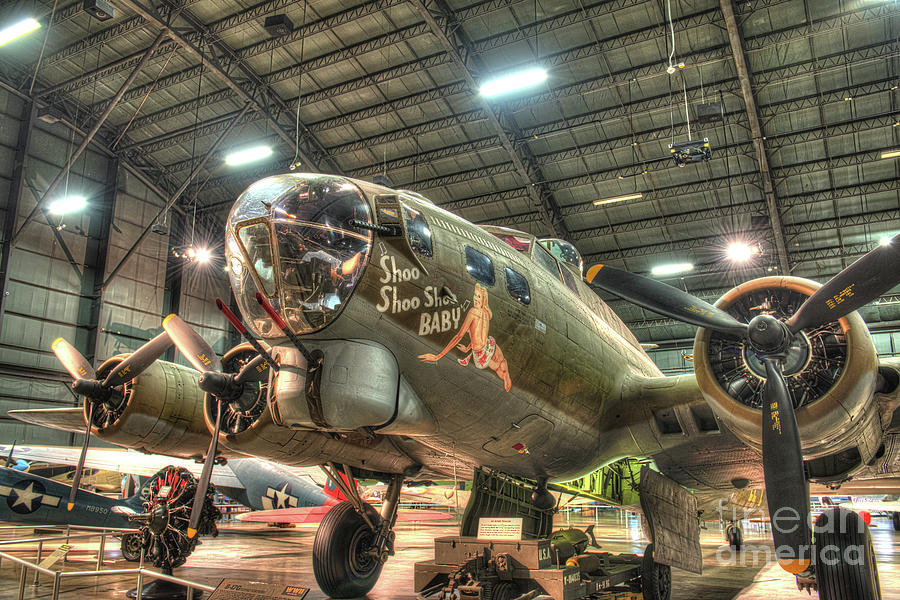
<box><xmin>101</xmin><ymin>103</ymin><xmax>252</xmax><ymax>290</ymax></box>
<box><xmin>115</xmin><ymin>0</ymin><xmax>337</xmax><ymax>174</ymax></box>
<box><xmin>720</xmin><ymin>0</ymin><xmax>789</xmax><ymax>275</ymax></box>
<box><xmin>408</xmin><ymin>0</ymin><xmax>568</xmax><ymax>238</ymax></box>
<box><xmin>347</xmin><ymin>111</ymin><xmax>747</xmax><ymax>179</ymax></box>
<box><xmin>11</xmin><ymin>30</ymin><xmax>169</xmax><ymax>246</ymax></box>
<box><xmin>583</xmin><ymin>208</ymin><xmax>895</xmax><ymax>263</ymax></box>
<box><xmin>482</xmin><ymin>177</ymin><xmax>900</xmax><ymax>230</ymax></box>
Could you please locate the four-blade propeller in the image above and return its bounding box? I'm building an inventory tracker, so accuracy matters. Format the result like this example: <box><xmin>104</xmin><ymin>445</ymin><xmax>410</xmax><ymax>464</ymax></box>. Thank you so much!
<box><xmin>587</xmin><ymin>232</ymin><xmax>900</xmax><ymax>573</ymax></box>
<box><xmin>50</xmin><ymin>333</ymin><xmax>172</xmax><ymax>510</ymax></box>
<box><xmin>162</xmin><ymin>314</ymin><xmax>269</xmax><ymax>538</ymax></box>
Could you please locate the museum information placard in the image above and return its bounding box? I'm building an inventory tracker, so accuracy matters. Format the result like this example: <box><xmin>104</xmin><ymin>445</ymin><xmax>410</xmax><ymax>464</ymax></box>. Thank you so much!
<box><xmin>208</xmin><ymin>579</ymin><xmax>308</xmax><ymax>600</ymax></box>
<box><xmin>477</xmin><ymin>517</ymin><xmax>523</xmax><ymax>540</ymax></box>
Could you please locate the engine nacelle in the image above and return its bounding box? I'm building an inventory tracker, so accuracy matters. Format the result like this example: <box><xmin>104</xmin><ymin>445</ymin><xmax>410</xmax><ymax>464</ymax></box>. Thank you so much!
<box><xmin>199</xmin><ymin>343</ymin><xmax>422</xmax><ymax>475</ymax></box>
<box><xmin>693</xmin><ymin>277</ymin><xmax>882</xmax><ymax>482</ymax></box>
<box><xmin>91</xmin><ymin>356</ymin><xmax>211</xmax><ymax>459</ymax></box>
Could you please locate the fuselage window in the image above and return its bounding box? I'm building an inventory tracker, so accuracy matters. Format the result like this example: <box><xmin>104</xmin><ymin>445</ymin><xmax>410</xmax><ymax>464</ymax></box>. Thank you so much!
<box><xmin>465</xmin><ymin>246</ymin><xmax>495</xmax><ymax>286</ymax></box>
<box><xmin>505</xmin><ymin>268</ymin><xmax>531</xmax><ymax>305</ymax></box>
<box><xmin>403</xmin><ymin>205</ymin><xmax>433</xmax><ymax>257</ymax></box>
<box><xmin>533</xmin><ymin>242</ymin><xmax>561</xmax><ymax>280</ymax></box>
<box><xmin>490</xmin><ymin>231</ymin><xmax>531</xmax><ymax>253</ymax></box>
<box><xmin>560</xmin><ymin>264</ymin><xmax>580</xmax><ymax>296</ymax></box>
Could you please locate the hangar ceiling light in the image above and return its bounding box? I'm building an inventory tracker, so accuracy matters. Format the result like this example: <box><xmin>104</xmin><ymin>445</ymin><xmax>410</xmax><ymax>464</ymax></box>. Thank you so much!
<box><xmin>726</xmin><ymin>242</ymin><xmax>760</xmax><ymax>262</ymax></box>
<box><xmin>651</xmin><ymin>263</ymin><xmax>694</xmax><ymax>277</ymax></box>
<box><xmin>880</xmin><ymin>149</ymin><xmax>900</xmax><ymax>159</ymax></box>
<box><xmin>225</xmin><ymin>145</ymin><xmax>273</xmax><ymax>166</ymax></box>
<box><xmin>594</xmin><ymin>193</ymin><xmax>643</xmax><ymax>206</ymax></box>
<box><xmin>47</xmin><ymin>196</ymin><xmax>87</xmax><ymax>215</ymax></box>
<box><xmin>480</xmin><ymin>68</ymin><xmax>547</xmax><ymax>98</ymax></box>
<box><xmin>0</xmin><ymin>17</ymin><xmax>40</xmax><ymax>46</ymax></box>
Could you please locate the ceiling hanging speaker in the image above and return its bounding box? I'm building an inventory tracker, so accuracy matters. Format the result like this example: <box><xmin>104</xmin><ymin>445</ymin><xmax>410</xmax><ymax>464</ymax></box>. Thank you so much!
<box><xmin>83</xmin><ymin>0</ymin><xmax>115</xmax><ymax>21</ymax></box>
<box><xmin>264</xmin><ymin>14</ymin><xmax>294</xmax><ymax>37</ymax></box>
<box><xmin>695</xmin><ymin>101</ymin><xmax>724</xmax><ymax>124</ymax></box>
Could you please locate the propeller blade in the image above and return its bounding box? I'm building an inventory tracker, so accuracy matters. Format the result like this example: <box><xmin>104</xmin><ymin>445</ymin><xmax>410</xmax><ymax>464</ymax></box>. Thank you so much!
<box><xmin>786</xmin><ymin>233</ymin><xmax>900</xmax><ymax>334</ymax></box>
<box><xmin>585</xmin><ymin>264</ymin><xmax>748</xmax><ymax>337</ymax></box>
<box><xmin>101</xmin><ymin>332</ymin><xmax>172</xmax><ymax>387</ymax></box>
<box><xmin>761</xmin><ymin>359</ymin><xmax>811</xmax><ymax>574</ymax></box>
<box><xmin>162</xmin><ymin>314</ymin><xmax>222</xmax><ymax>373</ymax></box>
<box><xmin>234</xmin><ymin>355</ymin><xmax>270</xmax><ymax>385</ymax></box>
<box><xmin>67</xmin><ymin>401</ymin><xmax>94</xmax><ymax>511</ymax></box>
<box><xmin>187</xmin><ymin>401</ymin><xmax>222</xmax><ymax>539</ymax></box>
<box><xmin>51</xmin><ymin>338</ymin><xmax>95</xmax><ymax>381</ymax></box>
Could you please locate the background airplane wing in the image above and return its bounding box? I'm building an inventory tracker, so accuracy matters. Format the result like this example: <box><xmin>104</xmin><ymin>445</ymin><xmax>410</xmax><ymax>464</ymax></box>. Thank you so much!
<box><xmin>7</xmin><ymin>408</ymin><xmax>86</xmax><ymax>433</ymax></box>
<box><xmin>236</xmin><ymin>506</ymin><xmax>454</xmax><ymax>524</ymax></box>
<box><xmin>0</xmin><ymin>444</ymin><xmax>242</xmax><ymax>489</ymax></box>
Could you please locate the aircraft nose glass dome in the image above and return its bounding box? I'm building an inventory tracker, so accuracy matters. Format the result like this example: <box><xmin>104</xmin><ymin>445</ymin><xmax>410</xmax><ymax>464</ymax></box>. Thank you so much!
<box><xmin>226</xmin><ymin>174</ymin><xmax>373</xmax><ymax>337</ymax></box>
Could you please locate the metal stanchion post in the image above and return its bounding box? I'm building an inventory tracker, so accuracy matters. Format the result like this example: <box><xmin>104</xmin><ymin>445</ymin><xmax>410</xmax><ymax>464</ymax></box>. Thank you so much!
<box><xmin>136</xmin><ymin>548</ymin><xmax>145</xmax><ymax>600</ymax></box>
<box><xmin>63</xmin><ymin>526</ymin><xmax>70</xmax><ymax>564</ymax></box>
<box><xmin>34</xmin><ymin>540</ymin><xmax>43</xmax><ymax>585</ymax></box>
<box><xmin>96</xmin><ymin>533</ymin><xmax>106</xmax><ymax>569</ymax></box>
<box><xmin>52</xmin><ymin>571</ymin><xmax>61</xmax><ymax>600</ymax></box>
<box><xmin>17</xmin><ymin>564</ymin><xmax>27</xmax><ymax>600</ymax></box>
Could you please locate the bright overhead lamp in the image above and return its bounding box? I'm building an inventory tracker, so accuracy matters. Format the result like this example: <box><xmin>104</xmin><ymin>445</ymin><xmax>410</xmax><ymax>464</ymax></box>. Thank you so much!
<box><xmin>194</xmin><ymin>248</ymin><xmax>212</xmax><ymax>263</ymax></box>
<box><xmin>880</xmin><ymin>235</ymin><xmax>893</xmax><ymax>247</ymax></box>
<box><xmin>651</xmin><ymin>263</ymin><xmax>694</xmax><ymax>277</ymax></box>
<box><xmin>880</xmin><ymin>149</ymin><xmax>900</xmax><ymax>159</ymax></box>
<box><xmin>726</xmin><ymin>242</ymin><xmax>760</xmax><ymax>262</ymax></box>
<box><xmin>225</xmin><ymin>145</ymin><xmax>273</xmax><ymax>166</ymax></box>
<box><xmin>594</xmin><ymin>193</ymin><xmax>642</xmax><ymax>206</ymax></box>
<box><xmin>480</xmin><ymin>68</ymin><xmax>547</xmax><ymax>97</ymax></box>
<box><xmin>0</xmin><ymin>18</ymin><xmax>41</xmax><ymax>47</ymax></box>
<box><xmin>47</xmin><ymin>196</ymin><xmax>87</xmax><ymax>215</ymax></box>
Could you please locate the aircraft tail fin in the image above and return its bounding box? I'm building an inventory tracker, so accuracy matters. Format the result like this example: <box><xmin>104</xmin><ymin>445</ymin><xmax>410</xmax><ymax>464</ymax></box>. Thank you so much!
<box><xmin>821</xmin><ymin>496</ymin><xmax>836</xmax><ymax>506</ymax></box>
<box><xmin>123</xmin><ymin>475</ymin><xmax>153</xmax><ymax>510</ymax></box>
<box><xmin>323</xmin><ymin>471</ymin><xmax>355</xmax><ymax>503</ymax></box>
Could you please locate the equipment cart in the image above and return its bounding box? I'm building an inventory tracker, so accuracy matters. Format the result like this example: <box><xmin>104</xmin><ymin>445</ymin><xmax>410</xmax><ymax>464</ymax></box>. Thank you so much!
<box><xmin>414</xmin><ymin>536</ymin><xmax>671</xmax><ymax>600</ymax></box>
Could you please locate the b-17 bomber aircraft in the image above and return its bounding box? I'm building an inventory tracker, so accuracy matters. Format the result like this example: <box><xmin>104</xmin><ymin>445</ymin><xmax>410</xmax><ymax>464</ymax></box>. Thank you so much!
<box><xmin>11</xmin><ymin>173</ymin><xmax>900</xmax><ymax>600</ymax></box>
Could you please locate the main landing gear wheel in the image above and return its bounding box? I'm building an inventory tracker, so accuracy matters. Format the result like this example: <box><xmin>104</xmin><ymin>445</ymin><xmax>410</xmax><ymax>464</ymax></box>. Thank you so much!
<box><xmin>726</xmin><ymin>523</ymin><xmax>743</xmax><ymax>551</ymax></box>
<box><xmin>641</xmin><ymin>543</ymin><xmax>672</xmax><ymax>600</ymax></box>
<box><xmin>121</xmin><ymin>533</ymin><xmax>142</xmax><ymax>562</ymax></box>
<box><xmin>815</xmin><ymin>508</ymin><xmax>882</xmax><ymax>600</ymax></box>
<box><xmin>313</xmin><ymin>501</ymin><xmax>384</xmax><ymax>598</ymax></box>
<box><xmin>892</xmin><ymin>512</ymin><xmax>900</xmax><ymax>531</ymax></box>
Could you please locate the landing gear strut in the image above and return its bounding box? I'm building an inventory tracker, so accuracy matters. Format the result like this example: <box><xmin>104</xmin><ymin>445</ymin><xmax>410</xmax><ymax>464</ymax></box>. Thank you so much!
<box><xmin>313</xmin><ymin>464</ymin><xmax>403</xmax><ymax>598</ymax></box>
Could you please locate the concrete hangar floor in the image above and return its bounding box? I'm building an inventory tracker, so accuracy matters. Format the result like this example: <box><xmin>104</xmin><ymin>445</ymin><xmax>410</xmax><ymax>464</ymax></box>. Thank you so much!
<box><xmin>0</xmin><ymin>512</ymin><xmax>897</xmax><ymax>600</ymax></box>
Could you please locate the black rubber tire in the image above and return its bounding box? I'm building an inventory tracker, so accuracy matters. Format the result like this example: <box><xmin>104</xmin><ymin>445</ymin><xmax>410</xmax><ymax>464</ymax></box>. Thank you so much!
<box><xmin>121</xmin><ymin>533</ymin><xmax>142</xmax><ymax>562</ymax></box>
<box><xmin>726</xmin><ymin>524</ymin><xmax>743</xmax><ymax>551</ymax></box>
<box><xmin>892</xmin><ymin>512</ymin><xmax>900</xmax><ymax>532</ymax></box>
<box><xmin>492</xmin><ymin>582</ymin><xmax>517</xmax><ymax>600</ymax></box>
<box><xmin>641</xmin><ymin>543</ymin><xmax>672</xmax><ymax>600</ymax></box>
<box><xmin>814</xmin><ymin>508</ymin><xmax>881</xmax><ymax>600</ymax></box>
<box><xmin>312</xmin><ymin>501</ymin><xmax>384</xmax><ymax>598</ymax></box>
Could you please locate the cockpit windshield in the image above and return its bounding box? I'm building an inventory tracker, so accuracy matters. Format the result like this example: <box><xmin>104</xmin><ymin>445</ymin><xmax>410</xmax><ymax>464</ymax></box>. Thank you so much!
<box><xmin>226</xmin><ymin>174</ymin><xmax>373</xmax><ymax>338</ymax></box>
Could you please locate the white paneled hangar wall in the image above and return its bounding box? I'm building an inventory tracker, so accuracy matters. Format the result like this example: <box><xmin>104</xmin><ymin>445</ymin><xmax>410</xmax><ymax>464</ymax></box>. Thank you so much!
<box><xmin>0</xmin><ymin>85</ymin><xmax>231</xmax><ymax>444</ymax></box>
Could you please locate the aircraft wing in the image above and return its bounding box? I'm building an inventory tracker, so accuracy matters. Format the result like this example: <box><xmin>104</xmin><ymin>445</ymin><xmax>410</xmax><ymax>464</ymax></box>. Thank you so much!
<box><xmin>0</xmin><ymin>444</ymin><xmax>242</xmax><ymax>489</ymax></box>
<box><xmin>236</xmin><ymin>505</ymin><xmax>454</xmax><ymax>524</ymax></box>
<box><xmin>7</xmin><ymin>408</ymin><xmax>86</xmax><ymax>434</ymax></box>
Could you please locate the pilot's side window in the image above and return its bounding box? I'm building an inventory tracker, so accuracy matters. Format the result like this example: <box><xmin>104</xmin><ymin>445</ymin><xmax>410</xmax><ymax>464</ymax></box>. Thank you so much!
<box><xmin>505</xmin><ymin>268</ymin><xmax>531</xmax><ymax>305</ymax></box>
<box><xmin>402</xmin><ymin>205</ymin><xmax>433</xmax><ymax>257</ymax></box>
<box><xmin>560</xmin><ymin>265</ymin><xmax>580</xmax><ymax>296</ymax></box>
<box><xmin>465</xmin><ymin>246</ymin><xmax>495</xmax><ymax>286</ymax></box>
<box><xmin>534</xmin><ymin>242</ymin><xmax>561</xmax><ymax>280</ymax></box>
